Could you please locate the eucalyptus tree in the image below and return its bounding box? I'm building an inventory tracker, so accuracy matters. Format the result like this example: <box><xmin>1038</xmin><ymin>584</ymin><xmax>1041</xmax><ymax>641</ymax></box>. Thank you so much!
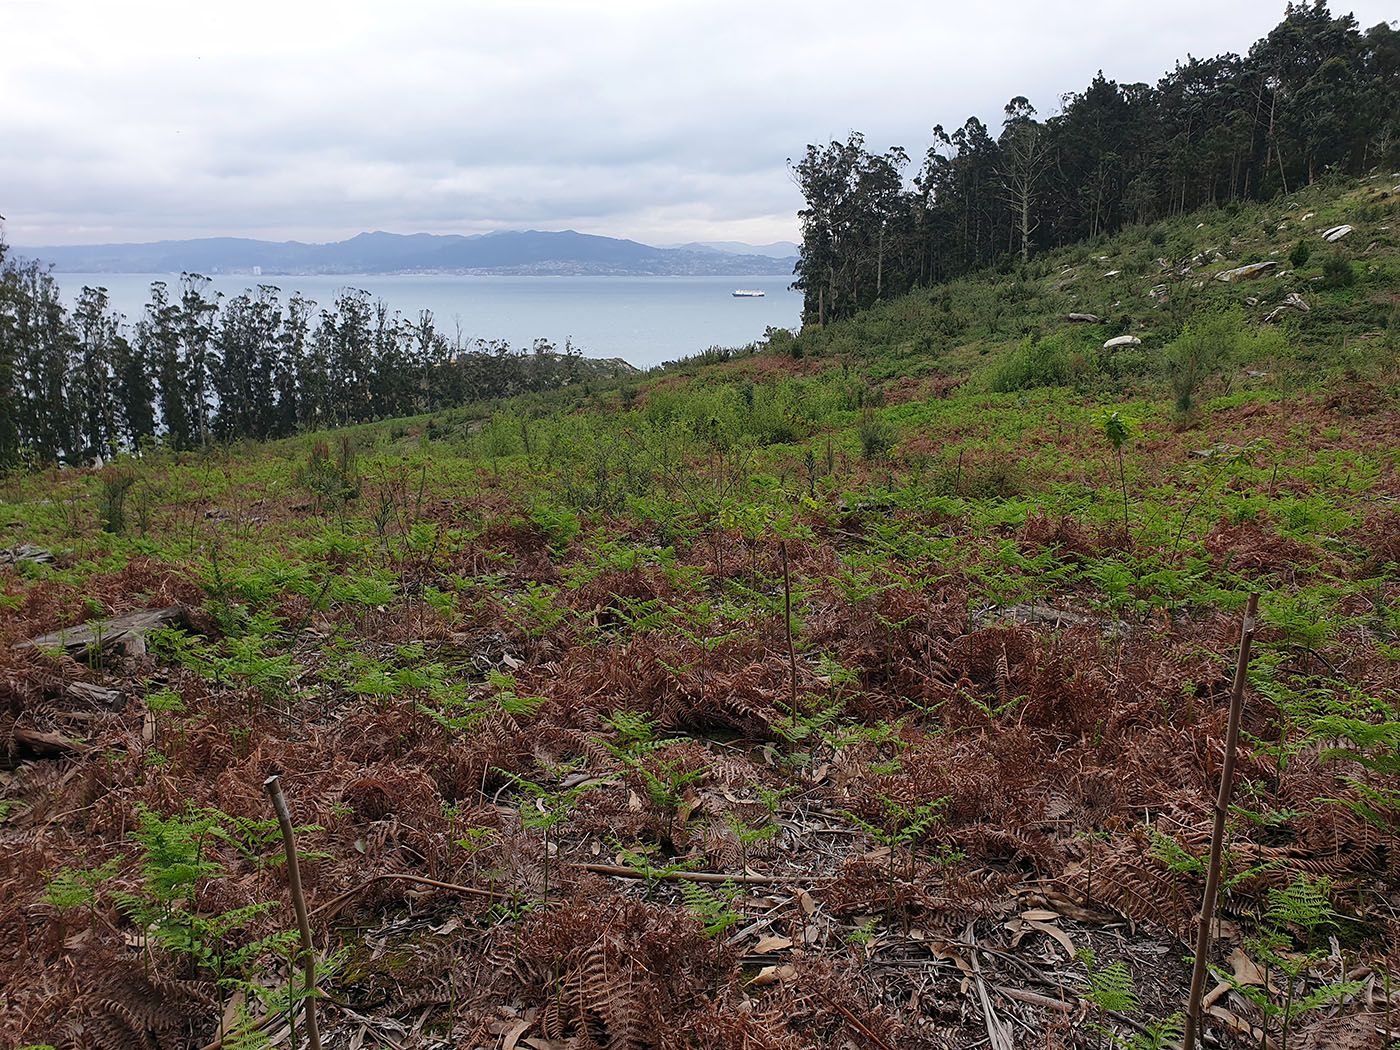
<box><xmin>178</xmin><ymin>273</ymin><xmax>219</xmax><ymax>445</ymax></box>
<box><xmin>142</xmin><ymin>282</ymin><xmax>192</xmax><ymax>449</ymax></box>
<box><xmin>997</xmin><ymin>97</ymin><xmax>1051</xmax><ymax>263</ymax></box>
<box><xmin>0</xmin><ymin>241</ymin><xmax>20</xmax><ymax>467</ymax></box>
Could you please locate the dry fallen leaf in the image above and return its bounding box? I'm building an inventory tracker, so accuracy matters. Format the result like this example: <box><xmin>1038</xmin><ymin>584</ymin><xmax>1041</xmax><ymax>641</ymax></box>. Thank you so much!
<box><xmin>1025</xmin><ymin>919</ymin><xmax>1077</xmax><ymax>959</ymax></box>
<box><xmin>1228</xmin><ymin>945</ymin><xmax>1281</xmax><ymax>995</ymax></box>
<box><xmin>750</xmin><ymin>963</ymin><xmax>798</xmax><ymax>986</ymax></box>
<box><xmin>501</xmin><ymin>1018</ymin><xmax>531</xmax><ymax>1050</ymax></box>
<box><xmin>754</xmin><ymin>934</ymin><xmax>793</xmax><ymax>954</ymax></box>
<box><xmin>1228</xmin><ymin>946</ymin><xmax>1267</xmax><ymax>987</ymax></box>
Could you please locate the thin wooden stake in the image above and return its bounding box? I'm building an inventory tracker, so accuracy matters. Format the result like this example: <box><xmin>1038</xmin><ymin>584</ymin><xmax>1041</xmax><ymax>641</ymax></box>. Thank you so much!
<box><xmin>780</xmin><ymin>540</ymin><xmax>798</xmax><ymax>709</ymax></box>
<box><xmin>264</xmin><ymin>774</ymin><xmax>322</xmax><ymax>1050</ymax></box>
<box><xmin>1182</xmin><ymin>592</ymin><xmax>1260</xmax><ymax>1050</ymax></box>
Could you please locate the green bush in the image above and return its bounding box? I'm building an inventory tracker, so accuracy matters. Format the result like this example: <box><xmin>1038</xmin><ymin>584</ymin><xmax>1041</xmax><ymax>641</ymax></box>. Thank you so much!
<box><xmin>1163</xmin><ymin>309</ymin><xmax>1248</xmax><ymax>415</ymax></box>
<box><xmin>98</xmin><ymin>467</ymin><xmax>137</xmax><ymax>534</ymax></box>
<box><xmin>858</xmin><ymin>407</ymin><xmax>894</xmax><ymax>461</ymax></box>
<box><xmin>931</xmin><ymin>457</ymin><xmax>1023</xmax><ymax>499</ymax></box>
<box><xmin>294</xmin><ymin>436</ymin><xmax>361</xmax><ymax>511</ymax></box>
<box><xmin>1321</xmin><ymin>251</ymin><xmax>1355</xmax><ymax>289</ymax></box>
<box><xmin>987</xmin><ymin>331</ymin><xmax>1098</xmax><ymax>392</ymax></box>
<box><xmin>1289</xmin><ymin>240</ymin><xmax>1311</xmax><ymax>269</ymax></box>
<box><xmin>764</xmin><ymin>326</ymin><xmax>798</xmax><ymax>358</ymax></box>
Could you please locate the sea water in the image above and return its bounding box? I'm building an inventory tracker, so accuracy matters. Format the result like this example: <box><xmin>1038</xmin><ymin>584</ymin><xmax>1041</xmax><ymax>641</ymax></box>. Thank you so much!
<box><xmin>55</xmin><ymin>272</ymin><xmax>802</xmax><ymax>371</ymax></box>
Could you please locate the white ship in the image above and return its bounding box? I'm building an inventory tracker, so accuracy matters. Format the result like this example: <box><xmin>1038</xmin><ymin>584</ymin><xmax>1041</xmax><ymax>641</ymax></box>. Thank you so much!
<box><xmin>731</xmin><ymin>289</ymin><xmax>765</xmax><ymax>297</ymax></box>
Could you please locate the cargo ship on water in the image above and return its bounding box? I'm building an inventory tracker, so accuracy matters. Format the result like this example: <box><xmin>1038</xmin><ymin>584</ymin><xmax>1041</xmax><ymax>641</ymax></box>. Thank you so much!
<box><xmin>731</xmin><ymin>289</ymin><xmax>765</xmax><ymax>297</ymax></box>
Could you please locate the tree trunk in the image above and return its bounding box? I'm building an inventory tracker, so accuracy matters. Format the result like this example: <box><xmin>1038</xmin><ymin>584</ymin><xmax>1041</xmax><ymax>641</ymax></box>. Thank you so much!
<box><xmin>1020</xmin><ymin>189</ymin><xmax>1031</xmax><ymax>263</ymax></box>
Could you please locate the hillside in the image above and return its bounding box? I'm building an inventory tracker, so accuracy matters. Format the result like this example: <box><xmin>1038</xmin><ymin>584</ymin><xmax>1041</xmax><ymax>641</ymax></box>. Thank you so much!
<box><xmin>1</xmin><ymin>175</ymin><xmax>1397</xmax><ymax>1049</ymax></box>
<box><xmin>14</xmin><ymin>229</ymin><xmax>797</xmax><ymax>277</ymax></box>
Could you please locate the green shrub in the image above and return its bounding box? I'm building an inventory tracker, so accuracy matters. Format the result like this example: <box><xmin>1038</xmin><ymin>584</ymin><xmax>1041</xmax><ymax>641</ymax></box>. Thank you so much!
<box><xmin>764</xmin><ymin>326</ymin><xmax>798</xmax><ymax>357</ymax></box>
<box><xmin>295</xmin><ymin>437</ymin><xmax>361</xmax><ymax>512</ymax></box>
<box><xmin>1163</xmin><ymin>309</ymin><xmax>1248</xmax><ymax>415</ymax></box>
<box><xmin>98</xmin><ymin>467</ymin><xmax>136</xmax><ymax>534</ymax></box>
<box><xmin>1289</xmin><ymin>240</ymin><xmax>1311</xmax><ymax>269</ymax></box>
<box><xmin>987</xmin><ymin>331</ymin><xmax>1098</xmax><ymax>392</ymax></box>
<box><xmin>1321</xmin><ymin>251</ymin><xmax>1355</xmax><ymax>289</ymax></box>
<box><xmin>858</xmin><ymin>407</ymin><xmax>894</xmax><ymax>461</ymax></box>
<box><xmin>931</xmin><ymin>457</ymin><xmax>1022</xmax><ymax>499</ymax></box>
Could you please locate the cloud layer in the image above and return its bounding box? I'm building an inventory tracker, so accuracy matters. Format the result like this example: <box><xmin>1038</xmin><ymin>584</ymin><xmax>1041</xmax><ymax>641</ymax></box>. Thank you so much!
<box><xmin>4</xmin><ymin>0</ymin><xmax>1395</xmax><ymax>246</ymax></box>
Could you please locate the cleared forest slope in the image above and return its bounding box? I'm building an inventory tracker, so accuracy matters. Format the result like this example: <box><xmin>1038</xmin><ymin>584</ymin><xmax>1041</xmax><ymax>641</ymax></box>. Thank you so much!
<box><xmin>1</xmin><ymin>175</ymin><xmax>1397</xmax><ymax>1049</ymax></box>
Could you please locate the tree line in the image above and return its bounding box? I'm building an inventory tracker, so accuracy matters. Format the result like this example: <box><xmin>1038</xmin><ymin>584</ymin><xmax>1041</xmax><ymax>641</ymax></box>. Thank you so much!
<box><xmin>792</xmin><ymin>2</ymin><xmax>1400</xmax><ymax>324</ymax></box>
<box><xmin>0</xmin><ymin>244</ymin><xmax>611</xmax><ymax>467</ymax></box>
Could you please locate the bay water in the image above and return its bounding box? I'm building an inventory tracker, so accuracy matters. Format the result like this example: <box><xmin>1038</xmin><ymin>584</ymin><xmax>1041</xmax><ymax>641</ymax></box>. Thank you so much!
<box><xmin>56</xmin><ymin>272</ymin><xmax>802</xmax><ymax>370</ymax></box>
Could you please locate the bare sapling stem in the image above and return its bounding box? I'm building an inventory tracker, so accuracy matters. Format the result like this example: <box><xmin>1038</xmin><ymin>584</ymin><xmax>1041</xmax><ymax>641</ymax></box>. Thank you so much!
<box><xmin>264</xmin><ymin>774</ymin><xmax>323</xmax><ymax>1050</ymax></box>
<box><xmin>780</xmin><ymin>540</ymin><xmax>797</xmax><ymax>710</ymax></box>
<box><xmin>1116</xmin><ymin>445</ymin><xmax>1131</xmax><ymax>546</ymax></box>
<box><xmin>1182</xmin><ymin>591</ymin><xmax>1260</xmax><ymax>1049</ymax></box>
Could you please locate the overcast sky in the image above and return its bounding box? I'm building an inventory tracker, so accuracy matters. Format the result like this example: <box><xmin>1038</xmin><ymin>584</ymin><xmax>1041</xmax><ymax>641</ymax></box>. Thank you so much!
<box><xmin>3</xmin><ymin>0</ymin><xmax>1395</xmax><ymax>248</ymax></box>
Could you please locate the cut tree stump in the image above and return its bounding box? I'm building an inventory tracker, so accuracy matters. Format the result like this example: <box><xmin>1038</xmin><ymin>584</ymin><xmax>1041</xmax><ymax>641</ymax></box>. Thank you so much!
<box><xmin>990</xmin><ymin>603</ymin><xmax>1100</xmax><ymax>629</ymax></box>
<box><xmin>982</xmin><ymin>603</ymin><xmax>1132</xmax><ymax>637</ymax></box>
<box><xmin>16</xmin><ymin>606</ymin><xmax>190</xmax><ymax>658</ymax></box>
<box><xmin>0</xmin><ymin>544</ymin><xmax>54</xmax><ymax>565</ymax></box>
<box><xmin>64</xmin><ymin>682</ymin><xmax>124</xmax><ymax>710</ymax></box>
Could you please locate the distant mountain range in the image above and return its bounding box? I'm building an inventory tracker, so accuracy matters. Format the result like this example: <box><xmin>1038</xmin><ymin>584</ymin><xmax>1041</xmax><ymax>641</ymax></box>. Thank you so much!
<box><xmin>16</xmin><ymin>230</ymin><xmax>799</xmax><ymax>277</ymax></box>
<box><xmin>666</xmin><ymin>240</ymin><xmax>800</xmax><ymax>259</ymax></box>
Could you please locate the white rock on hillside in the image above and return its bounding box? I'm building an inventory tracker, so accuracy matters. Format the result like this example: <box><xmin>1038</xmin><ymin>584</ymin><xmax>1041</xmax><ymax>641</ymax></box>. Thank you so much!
<box><xmin>1215</xmin><ymin>261</ymin><xmax>1279</xmax><ymax>283</ymax></box>
<box><xmin>1323</xmin><ymin>224</ymin><xmax>1353</xmax><ymax>242</ymax></box>
<box><xmin>1263</xmin><ymin>292</ymin><xmax>1310</xmax><ymax>323</ymax></box>
<box><xmin>1103</xmin><ymin>335</ymin><xmax>1142</xmax><ymax>349</ymax></box>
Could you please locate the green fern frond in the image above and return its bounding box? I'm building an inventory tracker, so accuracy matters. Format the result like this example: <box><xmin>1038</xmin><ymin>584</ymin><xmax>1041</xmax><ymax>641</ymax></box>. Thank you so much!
<box><xmin>1265</xmin><ymin>873</ymin><xmax>1336</xmax><ymax>938</ymax></box>
<box><xmin>1083</xmin><ymin>958</ymin><xmax>1138</xmax><ymax>1015</ymax></box>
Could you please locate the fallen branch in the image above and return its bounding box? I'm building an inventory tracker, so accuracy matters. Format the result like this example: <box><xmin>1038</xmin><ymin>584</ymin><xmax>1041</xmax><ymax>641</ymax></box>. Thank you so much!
<box><xmin>573</xmin><ymin>862</ymin><xmax>816</xmax><ymax>886</ymax></box>
<box><xmin>309</xmin><ymin>871</ymin><xmax>515</xmax><ymax>921</ymax></box>
<box><xmin>966</xmin><ymin>926</ymin><xmax>1016</xmax><ymax>1050</ymax></box>
<box><xmin>993</xmin><ymin>984</ymin><xmax>1072</xmax><ymax>1013</ymax></box>
<box><xmin>17</xmin><ymin>605</ymin><xmax>189</xmax><ymax>657</ymax></box>
<box><xmin>810</xmin><ymin>986</ymin><xmax>897</xmax><ymax>1050</ymax></box>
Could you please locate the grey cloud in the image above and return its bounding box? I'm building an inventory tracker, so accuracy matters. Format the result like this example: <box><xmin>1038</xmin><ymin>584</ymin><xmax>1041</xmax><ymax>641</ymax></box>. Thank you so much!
<box><xmin>4</xmin><ymin>0</ymin><xmax>1396</xmax><ymax>246</ymax></box>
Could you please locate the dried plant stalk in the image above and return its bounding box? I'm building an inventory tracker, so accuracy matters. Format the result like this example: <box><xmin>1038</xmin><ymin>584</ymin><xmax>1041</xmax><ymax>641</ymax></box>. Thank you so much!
<box><xmin>265</xmin><ymin>774</ymin><xmax>323</xmax><ymax>1050</ymax></box>
<box><xmin>1182</xmin><ymin>592</ymin><xmax>1260</xmax><ymax>1049</ymax></box>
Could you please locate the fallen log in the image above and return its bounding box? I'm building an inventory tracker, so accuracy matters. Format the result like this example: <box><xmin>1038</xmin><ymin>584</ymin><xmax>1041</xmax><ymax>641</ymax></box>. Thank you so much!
<box><xmin>16</xmin><ymin>606</ymin><xmax>189</xmax><ymax>657</ymax></box>
<box><xmin>7</xmin><ymin>727</ymin><xmax>88</xmax><ymax>758</ymax></box>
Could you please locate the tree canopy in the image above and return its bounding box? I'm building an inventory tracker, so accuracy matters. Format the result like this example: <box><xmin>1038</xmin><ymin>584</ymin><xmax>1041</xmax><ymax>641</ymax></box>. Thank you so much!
<box><xmin>0</xmin><ymin>244</ymin><xmax>612</xmax><ymax>467</ymax></box>
<box><xmin>791</xmin><ymin>3</ymin><xmax>1400</xmax><ymax>324</ymax></box>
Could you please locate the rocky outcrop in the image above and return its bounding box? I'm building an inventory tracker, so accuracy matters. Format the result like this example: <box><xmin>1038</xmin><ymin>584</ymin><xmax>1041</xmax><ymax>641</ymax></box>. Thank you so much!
<box><xmin>1264</xmin><ymin>292</ymin><xmax>1310</xmax><ymax>323</ymax></box>
<box><xmin>1065</xmin><ymin>313</ymin><xmax>1102</xmax><ymax>323</ymax></box>
<box><xmin>1103</xmin><ymin>335</ymin><xmax>1142</xmax><ymax>349</ymax></box>
<box><xmin>1323</xmin><ymin>224</ymin><xmax>1353</xmax><ymax>242</ymax></box>
<box><xmin>1215</xmin><ymin>261</ymin><xmax>1279</xmax><ymax>283</ymax></box>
